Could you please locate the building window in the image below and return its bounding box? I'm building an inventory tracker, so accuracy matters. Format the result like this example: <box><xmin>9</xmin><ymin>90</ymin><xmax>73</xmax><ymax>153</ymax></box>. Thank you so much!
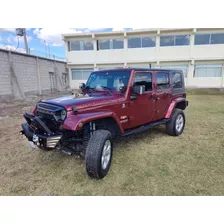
<box><xmin>156</xmin><ymin>72</ymin><xmax>169</xmax><ymax>89</ymax></box>
<box><xmin>194</xmin><ymin>33</ymin><xmax>224</xmax><ymax>45</ymax></box>
<box><xmin>98</xmin><ymin>39</ymin><xmax>124</xmax><ymax>50</ymax></box>
<box><xmin>160</xmin><ymin>65</ymin><xmax>188</xmax><ymax>78</ymax></box>
<box><xmin>194</xmin><ymin>34</ymin><xmax>210</xmax><ymax>45</ymax></box>
<box><xmin>70</xmin><ymin>40</ymin><xmax>93</xmax><ymax>51</ymax></box>
<box><xmin>70</xmin><ymin>41</ymin><xmax>81</xmax><ymax>51</ymax></box>
<box><xmin>128</xmin><ymin>38</ymin><xmax>141</xmax><ymax>48</ymax></box>
<box><xmin>175</xmin><ymin>35</ymin><xmax>190</xmax><ymax>46</ymax></box>
<box><xmin>142</xmin><ymin>37</ymin><xmax>156</xmax><ymax>48</ymax></box>
<box><xmin>210</xmin><ymin>33</ymin><xmax>224</xmax><ymax>44</ymax></box>
<box><xmin>128</xmin><ymin>37</ymin><xmax>156</xmax><ymax>48</ymax></box>
<box><xmin>194</xmin><ymin>65</ymin><xmax>222</xmax><ymax>77</ymax></box>
<box><xmin>160</xmin><ymin>36</ymin><xmax>175</xmax><ymax>46</ymax></box>
<box><xmin>134</xmin><ymin>72</ymin><xmax>152</xmax><ymax>91</ymax></box>
<box><xmin>160</xmin><ymin>35</ymin><xmax>190</xmax><ymax>47</ymax></box>
<box><xmin>99</xmin><ymin>39</ymin><xmax>110</xmax><ymax>50</ymax></box>
<box><xmin>172</xmin><ymin>72</ymin><xmax>183</xmax><ymax>89</ymax></box>
<box><xmin>112</xmin><ymin>39</ymin><xmax>124</xmax><ymax>49</ymax></box>
<box><xmin>83</xmin><ymin>41</ymin><xmax>94</xmax><ymax>50</ymax></box>
<box><xmin>71</xmin><ymin>68</ymin><xmax>93</xmax><ymax>80</ymax></box>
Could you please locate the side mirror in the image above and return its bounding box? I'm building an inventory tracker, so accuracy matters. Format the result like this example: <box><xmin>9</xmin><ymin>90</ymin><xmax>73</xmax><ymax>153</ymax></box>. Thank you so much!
<box><xmin>79</xmin><ymin>83</ymin><xmax>86</xmax><ymax>89</ymax></box>
<box><xmin>133</xmin><ymin>85</ymin><xmax>145</xmax><ymax>95</ymax></box>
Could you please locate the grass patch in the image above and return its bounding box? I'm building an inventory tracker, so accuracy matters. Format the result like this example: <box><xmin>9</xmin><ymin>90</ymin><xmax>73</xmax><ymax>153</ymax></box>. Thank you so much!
<box><xmin>0</xmin><ymin>94</ymin><xmax>224</xmax><ymax>195</ymax></box>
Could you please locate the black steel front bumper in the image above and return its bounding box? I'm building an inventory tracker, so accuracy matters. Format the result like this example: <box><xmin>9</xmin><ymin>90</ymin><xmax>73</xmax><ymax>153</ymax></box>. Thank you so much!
<box><xmin>20</xmin><ymin>113</ymin><xmax>62</xmax><ymax>150</ymax></box>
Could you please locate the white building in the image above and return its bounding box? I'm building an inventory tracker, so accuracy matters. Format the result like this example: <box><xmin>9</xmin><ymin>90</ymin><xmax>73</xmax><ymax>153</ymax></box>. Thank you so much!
<box><xmin>62</xmin><ymin>28</ymin><xmax>224</xmax><ymax>89</ymax></box>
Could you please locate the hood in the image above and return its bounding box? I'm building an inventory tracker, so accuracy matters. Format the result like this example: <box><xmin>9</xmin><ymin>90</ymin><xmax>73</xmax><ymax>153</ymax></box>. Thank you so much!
<box><xmin>40</xmin><ymin>93</ymin><xmax>122</xmax><ymax>111</ymax></box>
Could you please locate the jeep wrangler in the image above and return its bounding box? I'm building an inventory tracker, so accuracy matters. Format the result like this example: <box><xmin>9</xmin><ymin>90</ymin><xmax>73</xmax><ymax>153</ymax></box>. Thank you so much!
<box><xmin>20</xmin><ymin>68</ymin><xmax>188</xmax><ymax>179</ymax></box>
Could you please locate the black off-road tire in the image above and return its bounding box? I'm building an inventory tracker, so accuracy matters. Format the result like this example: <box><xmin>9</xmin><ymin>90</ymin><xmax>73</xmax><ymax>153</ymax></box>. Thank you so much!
<box><xmin>166</xmin><ymin>108</ymin><xmax>185</xmax><ymax>136</ymax></box>
<box><xmin>85</xmin><ymin>130</ymin><xmax>113</xmax><ymax>179</ymax></box>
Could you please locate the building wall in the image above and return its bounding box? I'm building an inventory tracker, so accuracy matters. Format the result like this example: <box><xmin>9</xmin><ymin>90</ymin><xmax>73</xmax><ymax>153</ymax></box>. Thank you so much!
<box><xmin>63</xmin><ymin>28</ymin><xmax>224</xmax><ymax>89</ymax></box>
<box><xmin>0</xmin><ymin>49</ymin><xmax>68</xmax><ymax>99</ymax></box>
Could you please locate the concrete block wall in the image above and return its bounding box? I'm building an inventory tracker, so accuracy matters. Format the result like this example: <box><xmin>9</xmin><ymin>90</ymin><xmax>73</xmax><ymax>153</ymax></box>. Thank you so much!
<box><xmin>0</xmin><ymin>49</ymin><xmax>67</xmax><ymax>99</ymax></box>
<box><xmin>0</xmin><ymin>51</ymin><xmax>12</xmax><ymax>95</ymax></box>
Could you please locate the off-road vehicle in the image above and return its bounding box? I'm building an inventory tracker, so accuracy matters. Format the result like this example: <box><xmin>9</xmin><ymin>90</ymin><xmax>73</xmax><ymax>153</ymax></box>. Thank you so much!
<box><xmin>20</xmin><ymin>68</ymin><xmax>188</xmax><ymax>179</ymax></box>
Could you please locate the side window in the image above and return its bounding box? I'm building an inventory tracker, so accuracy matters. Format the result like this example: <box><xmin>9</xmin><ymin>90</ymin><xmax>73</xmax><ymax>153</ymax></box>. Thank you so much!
<box><xmin>172</xmin><ymin>72</ymin><xmax>183</xmax><ymax>89</ymax></box>
<box><xmin>156</xmin><ymin>72</ymin><xmax>169</xmax><ymax>89</ymax></box>
<box><xmin>134</xmin><ymin>72</ymin><xmax>152</xmax><ymax>91</ymax></box>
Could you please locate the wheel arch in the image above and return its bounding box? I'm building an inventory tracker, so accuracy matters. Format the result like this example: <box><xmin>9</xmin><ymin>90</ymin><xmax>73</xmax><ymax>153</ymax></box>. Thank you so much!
<box><xmin>165</xmin><ymin>98</ymin><xmax>188</xmax><ymax>119</ymax></box>
<box><xmin>62</xmin><ymin>111</ymin><xmax>124</xmax><ymax>134</ymax></box>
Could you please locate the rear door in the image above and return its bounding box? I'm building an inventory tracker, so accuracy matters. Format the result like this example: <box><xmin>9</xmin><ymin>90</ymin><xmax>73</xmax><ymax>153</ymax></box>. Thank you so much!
<box><xmin>129</xmin><ymin>71</ymin><xmax>156</xmax><ymax>128</ymax></box>
<box><xmin>155</xmin><ymin>71</ymin><xmax>172</xmax><ymax>120</ymax></box>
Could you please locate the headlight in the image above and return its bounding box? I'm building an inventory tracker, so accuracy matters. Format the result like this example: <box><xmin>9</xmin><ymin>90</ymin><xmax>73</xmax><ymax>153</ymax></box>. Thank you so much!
<box><xmin>61</xmin><ymin>110</ymin><xmax>67</xmax><ymax>120</ymax></box>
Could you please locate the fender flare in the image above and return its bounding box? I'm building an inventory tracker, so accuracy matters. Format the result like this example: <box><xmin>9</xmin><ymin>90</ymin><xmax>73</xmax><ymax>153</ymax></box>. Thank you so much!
<box><xmin>62</xmin><ymin>110</ymin><xmax>124</xmax><ymax>133</ymax></box>
<box><xmin>165</xmin><ymin>97</ymin><xmax>188</xmax><ymax>119</ymax></box>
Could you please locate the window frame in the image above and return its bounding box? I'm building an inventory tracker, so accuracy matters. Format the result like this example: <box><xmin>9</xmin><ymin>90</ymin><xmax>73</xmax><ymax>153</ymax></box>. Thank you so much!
<box><xmin>133</xmin><ymin>71</ymin><xmax>153</xmax><ymax>93</ymax></box>
<box><xmin>155</xmin><ymin>72</ymin><xmax>170</xmax><ymax>90</ymax></box>
<box><xmin>98</xmin><ymin>38</ymin><xmax>124</xmax><ymax>50</ymax></box>
<box><xmin>171</xmin><ymin>72</ymin><xmax>183</xmax><ymax>89</ymax></box>
<box><xmin>194</xmin><ymin>33</ymin><xmax>224</xmax><ymax>45</ymax></box>
<box><xmin>160</xmin><ymin>35</ymin><xmax>190</xmax><ymax>47</ymax></box>
<box><xmin>128</xmin><ymin>36</ymin><xmax>156</xmax><ymax>49</ymax></box>
<box><xmin>71</xmin><ymin>68</ymin><xmax>93</xmax><ymax>80</ymax></box>
<box><xmin>194</xmin><ymin>64</ymin><xmax>222</xmax><ymax>78</ymax></box>
<box><xmin>70</xmin><ymin>40</ymin><xmax>94</xmax><ymax>51</ymax></box>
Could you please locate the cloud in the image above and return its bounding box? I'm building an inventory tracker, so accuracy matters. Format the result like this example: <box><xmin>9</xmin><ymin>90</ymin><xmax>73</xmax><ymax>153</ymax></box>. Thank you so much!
<box><xmin>33</xmin><ymin>28</ymin><xmax>83</xmax><ymax>46</ymax></box>
<box><xmin>0</xmin><ymin>36</ymin><xmax>2</xmax><ymax>41</ymax></box>
<box><xmin>112</xmin><ymin>28</ymin><xmax>125</xmax><ymax>31</ymax></box>
<box><xmin>0</xmin><ymin>44</ymin><xmax>26</xmax><ymax>53</ymax></box>
<box><xmin>5</xmin><ymin>34</ymin><xmax>32</xmax><ymax>45</ymax></box>
<box><xmin>32</xmin><ymin>28</ymin><xmax>113</xmax><ymax>47</ymax></box>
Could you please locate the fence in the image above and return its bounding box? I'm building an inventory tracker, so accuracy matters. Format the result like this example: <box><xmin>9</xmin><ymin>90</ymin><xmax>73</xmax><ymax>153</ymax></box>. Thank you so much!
<box><xmin>0</xmin><ymin>48</ymin><xmax>69</xmax><ymax>99</ymax></box>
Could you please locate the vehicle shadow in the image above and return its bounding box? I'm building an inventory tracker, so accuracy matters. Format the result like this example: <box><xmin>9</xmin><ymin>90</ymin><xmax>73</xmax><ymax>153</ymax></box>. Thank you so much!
<box><xmin>114</xmin><ymin>125</ymin><xmax>167</xmax><ymax>148</ymax></box>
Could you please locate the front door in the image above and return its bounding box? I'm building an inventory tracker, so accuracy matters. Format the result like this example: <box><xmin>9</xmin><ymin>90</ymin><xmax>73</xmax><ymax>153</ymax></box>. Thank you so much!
<box><xmin>155</xmin><ymin>71</ymin><xmax>172</xmax><ymax>120</ymax></box>
<box><xmin>129</xmin><ymin>71</ymin><xmax>156</xmax><ymax>128</ymax></box>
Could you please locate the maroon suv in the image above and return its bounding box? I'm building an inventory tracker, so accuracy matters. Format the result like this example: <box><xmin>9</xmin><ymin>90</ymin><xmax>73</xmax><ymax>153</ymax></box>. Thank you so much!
<box><xmin>20</xmin><ymin>68</ymin><xmax>188</xmax><ymax>179</ymax></box>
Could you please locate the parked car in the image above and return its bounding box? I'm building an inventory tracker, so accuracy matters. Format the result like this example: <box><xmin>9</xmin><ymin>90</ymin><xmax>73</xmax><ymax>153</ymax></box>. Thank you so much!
<box><xmin>20</xmin><ymin>68</ymin><xmax>188</xmax><ymax>179</ymax></box>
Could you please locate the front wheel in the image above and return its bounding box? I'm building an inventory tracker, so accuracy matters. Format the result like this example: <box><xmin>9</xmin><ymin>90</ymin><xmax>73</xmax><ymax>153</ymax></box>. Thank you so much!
<box><xmin>85</xmin><ymin>130</ymin><xmax>113</xmax><ymax>179</ymax></box>
<box><xmin>166</xmin><ymin>109</ymin><xmax>185</xmax><ymax>136</ymax></box>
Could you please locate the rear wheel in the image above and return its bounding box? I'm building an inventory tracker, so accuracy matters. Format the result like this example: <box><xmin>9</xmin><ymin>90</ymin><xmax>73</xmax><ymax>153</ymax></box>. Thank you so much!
<box><xmin>85</xmin><ymin>130</ymin><xmax>113</xmax><ymax>179</ymax></box>
<box><xmin>166</xmin><ymin>109</ymin><xmax>185</xmax><ymax>136</ymax></box>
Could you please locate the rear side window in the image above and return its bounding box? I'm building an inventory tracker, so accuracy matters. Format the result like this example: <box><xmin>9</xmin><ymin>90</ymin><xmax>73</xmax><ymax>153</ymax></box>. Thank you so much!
<box><xmin>134</xmin><ymin>72</ymin><xmax>152</xmax><ymax>91</ymax></box>
<box><xmin>156</xmin><ymin>72</ymin><xmax>169</xmax><ymax>89</ymax></box>
<box><xmin>172</xmin><ymin>72</ymin><xmax>183</xmax><ymax>89</ymax></box>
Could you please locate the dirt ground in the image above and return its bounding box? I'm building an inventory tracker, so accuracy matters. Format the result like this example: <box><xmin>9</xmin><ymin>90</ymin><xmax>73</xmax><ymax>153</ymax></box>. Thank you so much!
<box><xmin>0</xmin><ymin>91</ymin><xmax>224</xmax><ymax>196</ymax></box>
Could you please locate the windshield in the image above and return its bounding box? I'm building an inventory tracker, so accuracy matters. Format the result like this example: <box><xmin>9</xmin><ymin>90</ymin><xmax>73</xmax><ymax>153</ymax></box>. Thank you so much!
<box><xmin>85</xmin><ymin>70</ymin><xmax>130</xmax><ymax>92</ymax></box>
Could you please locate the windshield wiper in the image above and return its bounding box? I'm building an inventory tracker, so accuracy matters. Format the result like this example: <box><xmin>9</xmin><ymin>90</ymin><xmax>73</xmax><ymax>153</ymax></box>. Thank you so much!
<box><xmin>100</xmin><ymin>86</ymin><xmax>113</xmax><ymax>95</ymax></box>
<box><xmin>84</xmin><ymin>86</ymin><xmax>96</xmax><ymax>92</ymax></box>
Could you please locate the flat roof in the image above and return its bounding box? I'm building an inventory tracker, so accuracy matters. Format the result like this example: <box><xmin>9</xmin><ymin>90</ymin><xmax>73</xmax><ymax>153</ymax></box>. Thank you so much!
<box><xmin>62</xmin><ymin>28</ymin><xmax>195</xmax><ymax>38</ymax></box>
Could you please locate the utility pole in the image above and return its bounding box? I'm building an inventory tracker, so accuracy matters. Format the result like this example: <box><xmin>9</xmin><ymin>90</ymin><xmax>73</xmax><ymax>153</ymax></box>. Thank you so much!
<box><xmin>23</xmin><ymin>28</ymin><xmax>29</xmax><ymax>54</ymax></box>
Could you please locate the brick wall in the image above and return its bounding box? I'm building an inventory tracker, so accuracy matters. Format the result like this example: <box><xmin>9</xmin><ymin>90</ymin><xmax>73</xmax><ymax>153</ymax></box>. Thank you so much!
<box><xmin>0</xmin><ymin>49</ymin><xmax>68</xmax><ymax>99</ymax></box>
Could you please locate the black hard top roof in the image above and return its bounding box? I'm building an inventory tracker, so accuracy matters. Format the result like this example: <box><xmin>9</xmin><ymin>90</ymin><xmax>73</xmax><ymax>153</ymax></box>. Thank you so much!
<box><xmin>95</xmin><ymin>68</ymin><xmax>183</xmax><ymax>72</ymax></box>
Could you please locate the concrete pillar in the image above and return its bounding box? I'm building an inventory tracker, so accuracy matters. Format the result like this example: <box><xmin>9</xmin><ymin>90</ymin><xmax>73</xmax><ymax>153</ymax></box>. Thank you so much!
<box><xmin>54</xmin><ymin>60</ymin><xmax>63</xmax><ymax>91</ymax></box>
<box><xmin>36</xmin><ymin>57</ymin><xmax>42</xmax><ymax>95</ymax></box>
<box><xmin>155</xmin><ymin>29</ymin><xmax>160</xmax><ymax>60</ymax></box>
<box><xmin>190</xmin><ymin>29</ymin><xmax>195</xmax><ymax>58</ymax></box>
<box><xmin>8</xmin><ymin>51</ymin><xmax>25</xmax><ymax>99</ymax></box>
<box><xmin>221</xmin><ymin>64</ymin><xmax>224</xmax><ymax>88</ymax></box>
<box><xmin>186</xmin><ymin>60</ymin><xmax>195</xmax><ymax>88</ymax></box>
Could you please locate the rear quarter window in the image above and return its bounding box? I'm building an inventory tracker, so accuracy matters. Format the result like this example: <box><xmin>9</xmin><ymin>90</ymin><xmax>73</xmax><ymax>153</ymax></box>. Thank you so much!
<box><xmin>172</xmin><ymin>72</ymin><xmax>183</xmax><ymax>89</ymax></box>
<box><xmin>156</xmin><ymin>72</ymin><xmax>169</xmax><ymax>89</ymax></box>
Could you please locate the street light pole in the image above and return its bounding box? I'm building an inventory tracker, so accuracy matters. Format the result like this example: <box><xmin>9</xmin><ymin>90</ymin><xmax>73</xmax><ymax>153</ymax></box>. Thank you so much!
<box><xmin>23</xmin><ymin>28</ymin><xmax>29</xmax><ymax>54</ymax></box>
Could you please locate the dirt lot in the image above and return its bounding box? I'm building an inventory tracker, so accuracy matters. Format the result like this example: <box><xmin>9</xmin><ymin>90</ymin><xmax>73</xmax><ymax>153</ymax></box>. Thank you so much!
<box><xmin>0</xmin><ymin>91</ymin><xmax>224</xmax><ymax>196</ymax></box>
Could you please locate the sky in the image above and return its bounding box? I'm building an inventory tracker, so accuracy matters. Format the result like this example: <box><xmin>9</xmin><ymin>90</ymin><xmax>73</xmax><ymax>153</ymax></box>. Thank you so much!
<box><xmin>0</xmin><ymin>28</ymin><xmax>134</xmax><ymax>59</ymax></box>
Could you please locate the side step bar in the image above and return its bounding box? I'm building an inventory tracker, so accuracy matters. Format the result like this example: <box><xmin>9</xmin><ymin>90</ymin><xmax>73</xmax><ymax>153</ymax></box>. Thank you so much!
<box><xmin>122</xmin><ymin>118</ymin><xmax>170</xmax><ymax>137</ymax></box>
